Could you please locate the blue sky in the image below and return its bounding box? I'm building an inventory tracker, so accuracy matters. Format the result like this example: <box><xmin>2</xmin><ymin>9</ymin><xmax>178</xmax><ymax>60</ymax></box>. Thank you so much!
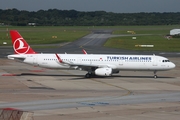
<box><xmin>1</xmin><ymin>0</ymin><xmax>180</xmax><ymax>13</ymax></box>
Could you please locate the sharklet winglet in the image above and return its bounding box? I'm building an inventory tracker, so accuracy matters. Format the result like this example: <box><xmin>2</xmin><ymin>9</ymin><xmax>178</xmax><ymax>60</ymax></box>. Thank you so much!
<box><xmin>55</xmin><ymin>53</ymin><xmax>63</xmax><ymax>63</ymax></box>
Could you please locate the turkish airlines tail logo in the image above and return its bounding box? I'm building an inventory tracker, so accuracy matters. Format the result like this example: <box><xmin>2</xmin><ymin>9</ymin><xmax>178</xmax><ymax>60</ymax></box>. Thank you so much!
<box><xmin>10</xmin><ymin>30</ymin><xmax>36</xmax><ymax>54</ymax></box>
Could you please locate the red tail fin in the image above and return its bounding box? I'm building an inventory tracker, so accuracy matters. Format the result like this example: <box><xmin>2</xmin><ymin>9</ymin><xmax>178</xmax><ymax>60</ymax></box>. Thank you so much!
<box><xmin>10</xmin><ymin>30</ymin><xmax>36</xmax><ymax>54</ymax></box>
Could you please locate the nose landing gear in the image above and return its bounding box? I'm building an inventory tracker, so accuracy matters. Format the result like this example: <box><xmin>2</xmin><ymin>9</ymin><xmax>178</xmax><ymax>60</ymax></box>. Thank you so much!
<box><xmin>154</xmin><ymin>71</ymin><xmax>158</xmax><ymax>79</ymax></box>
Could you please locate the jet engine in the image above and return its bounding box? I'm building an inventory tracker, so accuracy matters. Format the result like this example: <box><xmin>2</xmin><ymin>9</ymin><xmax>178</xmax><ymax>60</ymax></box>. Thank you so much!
<box><xmin>95</xmin><ymin>68</ymin><xmax>112</xmax><ymax>76</ymax></box>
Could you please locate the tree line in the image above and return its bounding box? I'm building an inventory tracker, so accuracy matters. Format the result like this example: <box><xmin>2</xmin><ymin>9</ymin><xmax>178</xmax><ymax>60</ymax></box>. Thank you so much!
<box><xmin>0</xmin><ymin>8</ymin><xmax>180</xmax><ymax>26</ymax></box>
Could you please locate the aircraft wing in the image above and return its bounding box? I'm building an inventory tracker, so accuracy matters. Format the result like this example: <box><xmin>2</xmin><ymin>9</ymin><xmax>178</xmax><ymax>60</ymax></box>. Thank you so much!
<box><xmin>55</xmin><ymin>54</ymin><xmax>113</xmax><ymax>70</ymax></box>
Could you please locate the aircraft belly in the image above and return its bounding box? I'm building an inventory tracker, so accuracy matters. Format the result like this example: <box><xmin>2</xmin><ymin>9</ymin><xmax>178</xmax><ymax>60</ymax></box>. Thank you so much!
<box><xmin>118</xmin><ymin>63</ymin><xmax>170</xmax><ymax>71</ymax></box>
<box><xmin>24</xmin><ymin>57</ymin><xmax>34</xmax><ymax>65</ymax></box>
<box><xmin>39</xmin><ymin>62</ymin><xmax>70</xmax><ymax>69</ymax></box>
<box><xmin>37</xmin><ymin>57</ymin><xmax>69</xmax><ymax>69</ymax></box>
<box><xmin>119</xmin><ymin>62</ymin><xmax>147</xmax><ymax>70</ymax></box>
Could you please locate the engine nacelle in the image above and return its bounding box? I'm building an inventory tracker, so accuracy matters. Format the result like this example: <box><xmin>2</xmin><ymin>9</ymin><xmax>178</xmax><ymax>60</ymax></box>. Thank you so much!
<box><xmin>95</xmin><ymin>68</ymin><xmax>112</xmax><ymax>76</ymax></box>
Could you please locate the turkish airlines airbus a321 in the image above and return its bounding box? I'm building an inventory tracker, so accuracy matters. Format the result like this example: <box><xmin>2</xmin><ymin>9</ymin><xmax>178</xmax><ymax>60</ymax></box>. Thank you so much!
<box><xmin>7</xmin><ymin>30</ymin><xmax>175</xmax><ymax>78</ymax></box>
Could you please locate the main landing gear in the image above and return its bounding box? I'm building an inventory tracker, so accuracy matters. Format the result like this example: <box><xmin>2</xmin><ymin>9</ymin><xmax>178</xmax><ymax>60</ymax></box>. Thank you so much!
<box><xmin>85</xmin><ymin>72</ymin><xmax>92</xmax><ymax>78</ymax></box>
<box><xmin>85</xmin><ymin>73</ymin><xmax>91</xmax><ymax>78</ymax></box>
<box><xmin>85</xmin><ymin>72</ymin><xmax>94</xmax><ymax>78</ymax></box>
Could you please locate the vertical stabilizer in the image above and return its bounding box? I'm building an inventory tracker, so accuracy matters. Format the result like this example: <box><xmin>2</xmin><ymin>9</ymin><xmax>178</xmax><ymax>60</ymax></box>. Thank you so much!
<box><xmin>10</xmin><ymin>30</ymin><xmax>36</xmax><ymax>54</ymax></box>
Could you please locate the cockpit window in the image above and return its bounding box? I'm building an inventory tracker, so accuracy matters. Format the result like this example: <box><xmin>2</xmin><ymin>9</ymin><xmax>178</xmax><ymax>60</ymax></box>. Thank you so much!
<box><xmin>162</xmin><ymin>60</ymin><xmax>170</xmax><ymax>62</ymax></box>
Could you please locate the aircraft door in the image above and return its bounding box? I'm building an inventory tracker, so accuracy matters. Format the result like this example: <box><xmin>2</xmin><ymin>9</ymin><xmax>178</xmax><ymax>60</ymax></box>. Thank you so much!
<box><xmin>33</xmin><ymin>55</ymin><xmax>38</xmax><ymax>66</ymax></box>
<box><xmin>119</xmin><ymin>59</ymin><xmax>123</xmax><ymax>65</ymax></box>
<box><xmin>77</xmin><ymin>57</ymin><xmax>82</xmax><ymax>64</ymax></box>
<box><xmin>153</xmin><ymin>57</ymin><xmax>158</xmax><ymax>66</ymax></box>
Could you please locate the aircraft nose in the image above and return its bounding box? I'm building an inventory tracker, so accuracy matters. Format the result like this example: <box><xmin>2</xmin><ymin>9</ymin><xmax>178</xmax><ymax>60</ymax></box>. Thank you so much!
<box><xmin>170</xmin><ymin>62</ymin><xmax>176</xmax><ymax>69</ymax></box>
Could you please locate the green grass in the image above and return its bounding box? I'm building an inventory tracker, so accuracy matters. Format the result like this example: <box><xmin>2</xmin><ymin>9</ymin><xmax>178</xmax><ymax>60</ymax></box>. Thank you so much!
<box><xmin>1</xmin><ymin>25</ymin><xmax>180</xmax><ymax>52</ymax></box>
<box><xmin>105</xmin><ymin>25</ymin><xmax>180</xmax><ymax>52</ymax></box>
<box><xmin>105</xmin><ymin>35</ymin><xmax>180</xmax><ymax>52</ymax></box>
<box><xmin>0</xmin><ymin>26</ymin><xmax>90</xmax><ymax>45</ymax></box>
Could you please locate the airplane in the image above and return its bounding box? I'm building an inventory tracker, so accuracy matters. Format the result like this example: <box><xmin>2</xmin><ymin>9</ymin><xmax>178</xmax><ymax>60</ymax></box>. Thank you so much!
<box><xmin>7</xmin><ymin>30</ymin><xmax>176</xmax><ymax>78</ymax></box>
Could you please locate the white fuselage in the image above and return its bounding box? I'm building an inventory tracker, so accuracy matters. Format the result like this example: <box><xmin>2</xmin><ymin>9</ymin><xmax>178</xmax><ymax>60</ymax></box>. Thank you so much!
<box><xmin>8</xmin><ymin>30</ymin><xmax>176</xmax><ymax>78</ymax></box>
<box><xmin>8</xmin><ymin>54</ymin><xmax>175</xmax><ymax>71</ymax></box>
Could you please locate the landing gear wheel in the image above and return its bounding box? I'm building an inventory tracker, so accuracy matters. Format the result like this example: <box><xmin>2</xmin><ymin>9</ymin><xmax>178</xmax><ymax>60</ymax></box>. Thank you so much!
<box><xmin>85</xmin><ymin>73</ymin><xmax>91</xmax><ymax>78</ymax></box>
<box><xmin>153</xmin><ymin>71</ymin><xmax>157</xmax><ymax>79</ymax></box>
<box><xmin>154</xmin><ymin>75</ymin><xmax>158</xmax><ymax>79</ymax></box>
